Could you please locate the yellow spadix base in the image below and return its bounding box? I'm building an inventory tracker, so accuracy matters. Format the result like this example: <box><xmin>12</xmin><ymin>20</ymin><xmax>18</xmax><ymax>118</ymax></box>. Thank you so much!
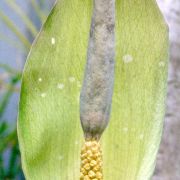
<box><xmin>80</xmin><ymin>140</ymin><xmax>103</xmax><ymax>180</ymax></box>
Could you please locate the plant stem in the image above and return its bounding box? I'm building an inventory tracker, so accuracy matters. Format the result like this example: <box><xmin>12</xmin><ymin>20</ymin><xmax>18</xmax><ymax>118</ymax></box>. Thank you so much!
<box><xmin>0</xmin><ymin>11</ymin><xmax>31</xmax><ymax>49</ymax></box>
<box><xmin>0</xmin><ymin>63</ymin><xmax>21</xmax><ymax>75</ymax></box>
<box><xmin>0</xmin><ymin>75</ymin><xmax>21</xmax><ymax>118</ymax></box>
<box><xmin>29</xmin><ymin>0</ymin><xmax>46</xmax><ymax>23</ymax></box>
<box><xmin>6</xmin><ymin>0</ymin><xmax>38</xmax><ymax>37</ymax></box>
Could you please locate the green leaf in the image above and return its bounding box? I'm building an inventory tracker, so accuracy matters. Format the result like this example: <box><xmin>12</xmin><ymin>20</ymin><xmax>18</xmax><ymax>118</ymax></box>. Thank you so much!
<box><xmin>28</xmin><ymin>0</ymin><xmax>46</xmax><ymax>23</ymax></box>
<box><xmin>0</xmin><ymin>32</ymin><xmax>27</xmax><ymax>53</ymax></box>
<box><xmin>18</xmin><ymin>0</ymin><xmax>168</xmax><ymax>180</ymax></box>
<box><xmin>5</xmin><ymin>0</ymin><xmax>38</xmax><ymax>37</ymax></box>
<box><xmin>0</xmin><ymin>11</ymin><xmax>31</xmax><ymax>49</ymax></box>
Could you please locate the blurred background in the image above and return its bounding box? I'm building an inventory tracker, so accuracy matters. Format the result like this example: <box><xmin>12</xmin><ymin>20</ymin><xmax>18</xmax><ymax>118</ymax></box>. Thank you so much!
<box><xmin>0</xmin><ymin>0</ymin><xmax>179</xmax><ymax>179</ymax></box>
<box><xmin>0</xmin><ymin>0</ymin><xmax>55</xmax><ymax>179</ymax></box>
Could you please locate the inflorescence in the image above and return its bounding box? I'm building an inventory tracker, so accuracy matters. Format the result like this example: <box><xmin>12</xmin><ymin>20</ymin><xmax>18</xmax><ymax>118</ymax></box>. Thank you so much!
<box><xmin>80</xmin><ymin>140</ymin><xmax>103</xmax><ymax>180</ymax></box>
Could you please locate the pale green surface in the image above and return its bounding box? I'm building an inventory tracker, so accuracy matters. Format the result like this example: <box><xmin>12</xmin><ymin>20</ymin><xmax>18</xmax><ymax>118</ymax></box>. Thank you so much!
<box><xmin>17</xmin><ymin>0</ymin><xmax>168</xmax><ymax>179</ymax></box>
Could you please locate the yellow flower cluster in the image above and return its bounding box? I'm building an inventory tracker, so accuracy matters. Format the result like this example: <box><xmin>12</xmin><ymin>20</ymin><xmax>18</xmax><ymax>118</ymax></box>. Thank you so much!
<box><xmin>80</xmin><ymin>140</ymin><xmax>103</xmax><ymax>180</ymax></box>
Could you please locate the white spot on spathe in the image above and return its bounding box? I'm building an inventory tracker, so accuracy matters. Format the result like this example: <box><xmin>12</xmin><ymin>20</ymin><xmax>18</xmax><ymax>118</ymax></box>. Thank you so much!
<box><xmin>41</xmin><ymin>93</ymin><xmax>46</xmax><ymax>98</ymax></box>
<box><xmin>57</xmin><ymin>83</ymin><xmax>64</xmax><ymax>90</ymax></box>
<box><xmin>51</xmin><ymin>37</ymin><xmax>56</xmax><ymax>45</ymax></box>
<box><xmin>77</xmin><ymin>81</ymin><xmax>81</xmax><ymax>88</ymax></box>
<box><xmin>75</xmin><ymin>140</ymin><xmax>79</xmax><ymax>145</ymax></box>
<box><xmin>139</xmin><ymin>134</ymin><xmax>144</xmax><ymax>140</ymax></box>
<box><xmin>69</xmin><ymin>76</ymin><xmax>75</xmax><ymax>82</ymax></box>
<box><xmin>77</xmin><ymin>93</ymin><xmax>80</xmax><ymax>102</ymax></box>
<box><xmin>159</xmin><ymin>61</ymin><xmax>165</xmax><ymax>67</ymax></box>
<box><xmin>123</xmin><ymin>54</ymin><xmax>133</xmax><ymax>63</ymax></box>
<box><xmin>38</xmin><ymin>78</ymin><xmax>42</xmax><ymax>82</ymax></box>
<box><xmin>132</xmin><ymin>128</ymin><xmax>136</xmax><ymax>132</ymax></box>
<box><xmin>123</xmin><ymin>127</ymin><xmax>128</xmax><ymax>132</ymax></box>
<box><xmin>58</xmin><ymin>155</ymin><xmax>63</xmax><ymax>160</ymax></box>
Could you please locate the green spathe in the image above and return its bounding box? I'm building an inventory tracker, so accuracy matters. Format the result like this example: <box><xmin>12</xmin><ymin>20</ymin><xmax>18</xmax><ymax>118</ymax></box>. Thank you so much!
<box><xmin>17</xmin><ymin>0</ymin><xmax>168</xmax><ymax>179</ymax></box>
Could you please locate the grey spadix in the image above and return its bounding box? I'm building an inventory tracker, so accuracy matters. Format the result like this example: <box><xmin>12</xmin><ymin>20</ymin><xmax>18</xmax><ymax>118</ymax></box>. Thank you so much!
<box><xmin>80</xmin><ymin>0</ymin><xmax>115</xmax><ymax>140</ymax></box>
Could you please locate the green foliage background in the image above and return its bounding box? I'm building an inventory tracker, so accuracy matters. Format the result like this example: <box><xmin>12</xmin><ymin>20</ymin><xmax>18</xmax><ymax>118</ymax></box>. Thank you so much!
<box><xmin>0</xmin><ymin>0</ymin><xmax>54</xmax><ymax>179</ymax></box>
